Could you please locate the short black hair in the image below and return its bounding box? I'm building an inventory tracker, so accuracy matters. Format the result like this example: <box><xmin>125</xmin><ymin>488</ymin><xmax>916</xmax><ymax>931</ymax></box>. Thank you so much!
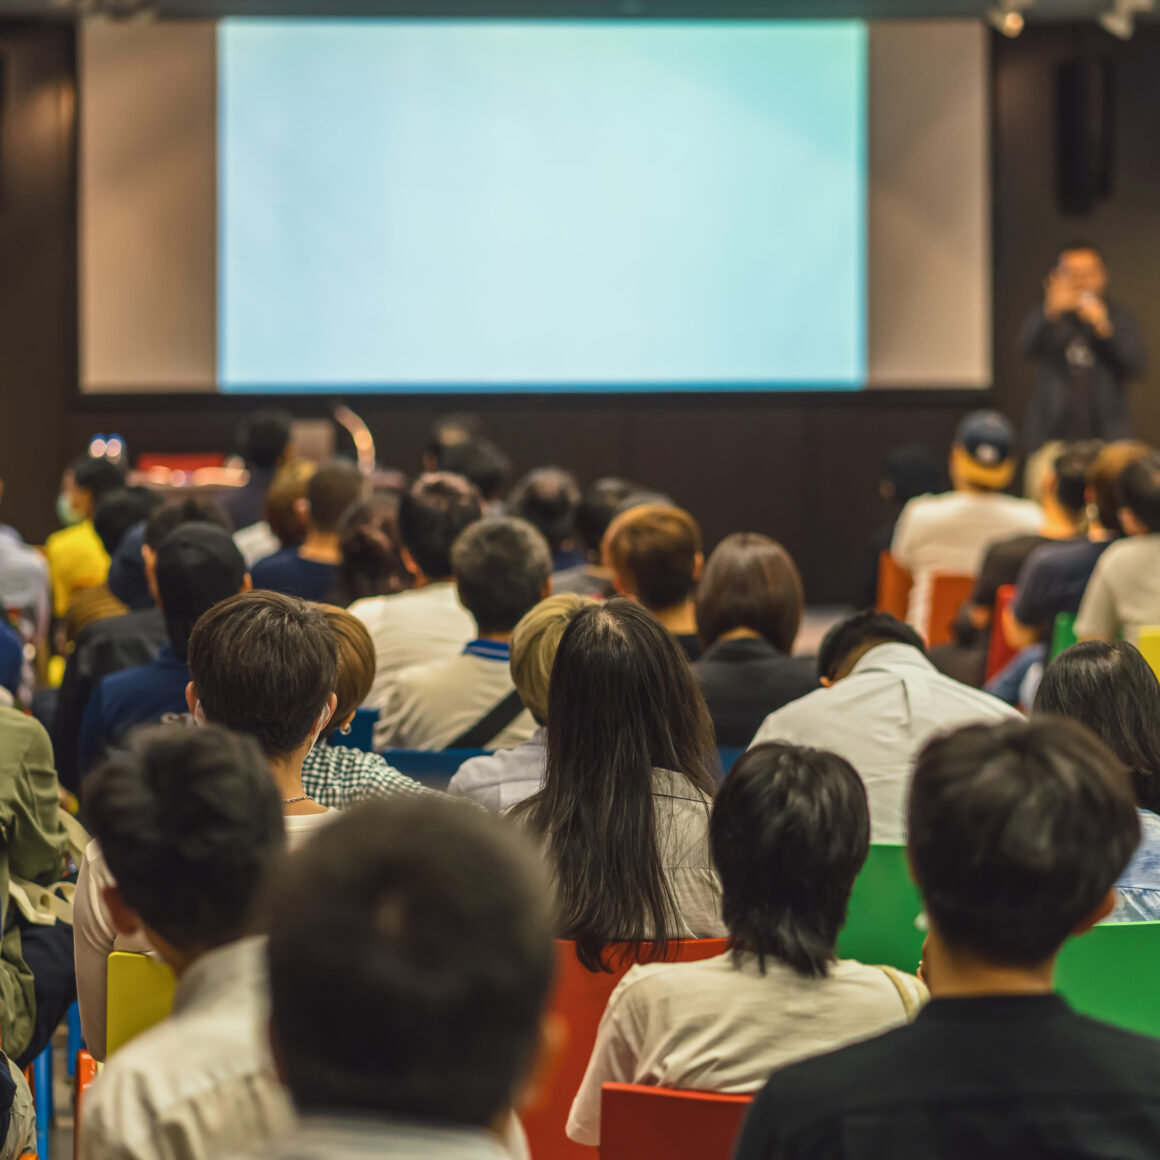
<box><xmin>238</xmin><ymin>410</ymin><xmax>293</xmax><ymax>470</ymax></box>
<box><xmin>451</xmin><ymin>518</ymin><xmax>553</xmax><ymax>636</ymax></box>
<box><xmin>307</xmin><ymin>460</ymin><xmax>366</xmax><ymax>534</ymax></box>
<box><xmin>576</xmin><ymin>477</ymin><xmax>636</xmax><ymax>556</ymax></box>
<box><xmin>93</xmin><ymin>486</ymin><xmax>164</xmax><ymax>556</ymax></box>
<box><xmin>711</xmin><ymin>743</ymin><xmax>869</xmax><ymax>978</ymax></box>
<box><xmin>439</xmin><ymin>438</ymin><xmax>512</xmax><ymax>502</ymax></box>
<box><xmin>1052</xmin><ymin>442</ymin><xmax>1102</xmax><ymax>514</ymax></box>
<box><xmin>398</xmin><ymin>473</ymin><xmax>483</xmax><ymax>581</ymax></box>
<box><xmin>187</xmin><ymin>591</ymin><xmax>338</xmax><ymax>757</ymax></box>
<box><xmin>71</xmin><ymin>456</ymin><xmax>126</xmax><ymax>504</ymax></box>
<box><xmin>85</xmin><ymin>724</ymin><xmax>285</xmax><ymax>953</ymax></box>
<box><xmin>267</xmin><ymin>797</ymin><xmax>554</xmax><ymax>1126</ymax></box>
<box><xmin>1119</xmin><ymin>452</ymin><xmax>1160</xmax><ymax>533</ymax></box>
<box><xmin>144</xmin><ymin>496</ymin><xmax>234</xmax><ymax>551</ymax></box>
<box><xmin>816</xmin><ymin>611</ymin><xmax>925</xmax><ymax>683</ymax></box>
<box><xmin>908</xmin><ymin>719</ymin><xmax>1139</xmax><ymax>968</ymax></box>
<box><xmin>507</xmin><ymin>468</ymin><xmax>582</xmax><ymax>550</ymax></box>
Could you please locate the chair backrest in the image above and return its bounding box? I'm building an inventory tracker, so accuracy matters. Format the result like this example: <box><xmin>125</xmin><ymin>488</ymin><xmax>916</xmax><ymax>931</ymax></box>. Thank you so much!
<box><xmin>1050</xmin><ymin>612</ymin><xmax>1078</xmax><ymax>660</ymax></box>
<box><xmin>522</xmin><ymin>938</ymin><xmax>731</xmax><ymax>1160</ymax></box>
<box><xmin>984</xmin><ymin>585</ymin><xmax>1019</xmax><ymax>684</ymax></box>
<box><xmin>106</xmin><ymin>951</ymin><xmax>177</xmax><ymax>1057</ymax></box>
<box><xmin>876</xmin><ymin>552</ymin><xmax>913</xmax><ymax>622</ymax></box>
<box><xmin>926</xmin><ymin>573</ymin><xmax>976</xmax><ymax>649</ymax></box>
<box><xmin>380</xmin><ymin>748</ymin><xmax>491</xmax><ymax>791</ymax></box>
<box><xmin>600</xmin><ymin>1083</ymin><xmax>753</xmax><ymax>1160</ymax></box>
<box><xmin>717</xmin><ymin>748</ymin><xmax>745</xmax><ymax>776</ymax></box>
<box><xmin>835</xmin><ymin>843</ymin><xmax>925</xmax><ymax>972</ymax></box>
<box><xmin>331</xmin><ymin>706</ymin><xmax>378</xmax><ymax>753</ymax></box>
<box><xmin>1056</xmin><ymin>921</ymin><xmax>1160</xmax><ymax>1038</ymax></box>
<box><xmin>1136</xmin><ymin>628</ymin><xmax>1160</xmax><ymax>682</ymax></box>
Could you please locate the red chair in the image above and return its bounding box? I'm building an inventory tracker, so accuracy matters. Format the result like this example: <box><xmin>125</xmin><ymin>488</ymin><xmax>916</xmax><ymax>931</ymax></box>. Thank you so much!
<box><xmin>926</xmin><ymin>573</ymin><xmax>975</xmax><ymax>648</ymax></box>
<box><xmin>522</xmin><ymin>939</ymin><xmax>730</xmax><ymax>1160</ymax></box>
<box><xmin>984</xmin><ymin>584</ymin><xmax>1019</xmax><ymax>683</ymax></box>
<box><xmin>875</xmin><ymin>552</ymin><xmax>912</xmax><ymax>621</ymax></box>
<box><xmin>74</xmin><ymin>1050</ymin><xmax>99</xmax><ymax>1160</ymax></box>
<box><xmin>600</xmin><ymin>1083</ymin><xmax>753</xmax><ymax>1160</ymax></box>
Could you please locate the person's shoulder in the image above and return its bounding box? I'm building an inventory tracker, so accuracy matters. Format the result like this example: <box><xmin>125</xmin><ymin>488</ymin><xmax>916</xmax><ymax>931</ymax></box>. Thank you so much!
<box><xmin>609</xmin><ymin>951</ymin><xmax>733</xmax><ymax>1007</ymax></box>
<box><xmin>1064</xmin><ymin>1008</ymin><xmax>1160</xmax><ymax>1075</ymax></box>
<box><xmin>250</xmin><ymin>548</ymin><xmax>294</xmax><ymax>574</ymax></box>
<box><xmin>933</xmin><ymin>673</ymin><xmax>1022</xmax><ymax>718</ymax></box>
<box><xmin>0</xmin><ymin>704</ymin><xmax>51</xmax><ymax>758</ymax></box>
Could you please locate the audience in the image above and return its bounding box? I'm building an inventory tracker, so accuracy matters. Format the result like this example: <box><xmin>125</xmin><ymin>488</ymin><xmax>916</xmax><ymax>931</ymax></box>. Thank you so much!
<box><xmin>508</xmin><ymin>467</ymin><xmax>585</xmax><ymax>572</ymax></box>
<box><xmin>378</xmin><ymin>517</ymin><xmax>550</xmax><ymax>751</ymax></box>
<box><xmin>98</xmin><ymin>486</ymin><xmax>171</xmax><ymax>616</ymax></box>
<box><xmin>448</xmin><ymin>594</ymin><xmax>591</xmax><ymax>810</ymax></box>
<box><xmin>251</xmin><ymin>459</ymin><xmax>366</xmax><ymax>601</ymax></box>
<box><xmin>235</xmin><ymin>458</ymin><xmax>316</xmax><ymax>567</ymax></box>
<box><xmin>510</xmin><ymin>599</ymin><xmax>725</xmax><ymax>968</ymax></box>
<box><xmin>330</xmin><ymin>495</ymin><xmax>411</xmax><ymax>606</ymax></box>
<box><xmin>80</xmin><ymin>726</ymin><xmax>294</xmax><ymax>1160</ymax></box>
<box><xmin>552</xmin><ymin>476</ymin><xmax>636</xmax><ymax>598</ymax></box>
<box><xmin>603</xmin><ymin>502</ymin><xmax>704</xmax><ymax>661</ymax></box>
<box><xmin>439</xmin><ymin>437</ymin><xmax>513</xmax><ymax>513</ymax></box>
<box><xmin>567</xmin><ymin>742</ymin><xmax>924</xmax><ymax>1147</ymax></box>
<box><xmin>891</xmin><ymin>411</ymin><xmax>1041</xmax><ymax>635</ymax></box>
<box><xmin>734</xmin><ymin>719</ymin><xmax>1160</xmax><ymax>1160</ymax></box>
<box><xmin>692</xmin><ymin>533</ymin><xmax>815</xmax><ymax>747</ymax></box>
<box><xmin>751</xmin><ymin>611</ymin><xmax>1019</xmax><ymax>841</ymax></box>
<box><xmin>221</xmin><ymin>408</ymin><xmax>294</xmax><ymax>532</ymax></box>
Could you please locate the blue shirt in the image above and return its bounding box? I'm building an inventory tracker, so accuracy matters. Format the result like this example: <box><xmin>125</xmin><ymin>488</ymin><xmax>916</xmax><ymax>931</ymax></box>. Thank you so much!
<box><xmin>77</xmin><ymin>647</ymin><xmax>192</xmax><ymax>780</ymax></box>
<box><xmin>251</xmin><ymin>549</ymin><xmax>338</xmax><ymax>602</ymax></box>
<box><xmin>1111</xmin><ymin>809</ymin><xmax>1160</xmax><ymax>922</ymax></box>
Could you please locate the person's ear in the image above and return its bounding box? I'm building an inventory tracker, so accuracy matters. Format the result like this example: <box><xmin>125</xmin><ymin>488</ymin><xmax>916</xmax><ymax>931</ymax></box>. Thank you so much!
<box><xmin>400</xmin><ymin>547</ymin><xmax>420</xmax><ymax>578</ymax></box>
<box><xmin>102</xmin><ymin>886</ymin><xmax>143</xmax><ymax>938</ymax></box>
<box><xmin>293</xmin><ymin>497</ymin><xmax>309</xmax><ymax>522</ymax></box>
<box><xmin>240</xmin><ymin>572</ymin><xmax>253</xmax><ymax>594</ymax></box>
<box><xmin>819</xmin><ymin>676</ymin><xmax>834</xmax><ymax>688</ymax></box>
<box><xmin>142</xmin><ymin>545</ymin><xmax>161</xmax><ymax>606</ymax></box>
<box><xmin>1121</xmin><ymin>508</ymin><xmax>1148</xmax><ymax>537</ymax></box>
<box><xmin>692</xmin><ymin>551</ymin><xmax>704</xmax><ymax>583</ymax></box>
<box><xmin>541</xmin><ymin>576</ymin><xmax>553</xmax><ymax>600</ymax></box>
<box><xmin>185</xmin><ymin>682</ymin><xmax>199</xmax><ymax>717</ymax></box>
<box><xmin>1073</xmin><ymin>887</ymin><xmax>1118</xmax><ymax>937</ymax></box>
<box><xmin>514</xmin><ymin>1012</ymin><xmax>567</xmax><ymax>1114</ymax></box>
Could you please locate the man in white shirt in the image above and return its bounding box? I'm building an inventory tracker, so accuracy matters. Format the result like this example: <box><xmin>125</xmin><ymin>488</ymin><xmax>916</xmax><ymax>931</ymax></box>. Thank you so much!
<box><xmin>79</xmin><ymin>724</ymin><xmax>295</xmax><ymax>1160</ymax></box>
<box><xmin>751</xmin><ymin>611</ymin><xmax>1020</xmax><ymax>842</ymax></box>
<box><xmin>892</xmin><ymin>411</ymin><xmax>1041</xmax><ymax>636</ymax></box>
<box><xmin>378</xmin><ymin>518</ymin><xmax>552</xmax><ymax>751</ymax></box>
<box><xmin>351</xmin><ymin>474</ymin><xmax>481</xmax><ymax>721</ymax></box>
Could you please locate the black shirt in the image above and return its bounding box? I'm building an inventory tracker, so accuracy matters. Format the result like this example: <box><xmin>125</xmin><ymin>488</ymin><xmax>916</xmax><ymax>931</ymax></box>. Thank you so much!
<box><xmin>693</xmin><ymin>637</ymin><xmax>817</xmax><ymax>748</ymax></box>
<box><xmin>1013</xmin><ymin>538</ymin><xmax>1114</xmax><ymax>632</ymax></box>
<box><xmin>675</xmin><ymin>633</ymin><xmax>702</xmax><ymax>663</ymax></box>
<box><xmin>735</xmin><ymin>994</ymin><xmax>1160</xmax><ymax>1160</ymax></box>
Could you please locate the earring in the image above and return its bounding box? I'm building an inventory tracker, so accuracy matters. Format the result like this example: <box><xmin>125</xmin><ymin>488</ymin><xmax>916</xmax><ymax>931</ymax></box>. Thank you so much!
<box><xmin>340</xmin><ymin>723</ymin><xmax>352</xmax><ymax>735</ymax></box>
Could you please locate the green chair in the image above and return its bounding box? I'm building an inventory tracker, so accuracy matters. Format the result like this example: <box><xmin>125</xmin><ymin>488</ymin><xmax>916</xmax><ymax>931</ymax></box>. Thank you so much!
<box><xmin>1056</xmin><ymin>921</ymin><xmax>1160</xmax><ymax>1038</ymax></box>
<box><xmin>1050</xmin><ymin>613</ymin><xmax>1077</xmax><ymax>660</ymax></box>
<box><xmin>836</xmin><ymin>843</ymin><xmax>925</xmax><ymax>972</ymax></box>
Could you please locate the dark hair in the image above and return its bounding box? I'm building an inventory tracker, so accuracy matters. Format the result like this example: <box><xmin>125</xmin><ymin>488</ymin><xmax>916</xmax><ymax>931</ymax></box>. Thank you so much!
<box><xmin>307</xmin><ymin>461</ymin><xmax>366</xmax><ymax>535</ymax></box>
<box><xmin>695</xmin><ymin>533</ymin><xmax>803</xmax><ymax>653</ymax></box>
<box><xmin>1119</xmin><ymin>452</ymin><xmax>1160</xmax><ymax>533</ymax></box>
<box><xmin>576</xmin><ymin>477</ymin><xmax>637</xmax><ymax>557</ymax></box>
<box><xmin>398</xmin><ymin>473</ymin><xmax>483</xmax><ymax>581</ymax></box>
<box><xmin>711</xmin><ymin>743</ymin><xmax>869</xmax><ymax>978</ymax></box>
<box><xmin>332</xmin><ymin>497</ymin><xmax>410</xmax><ymax>605</ymax></box>
<box><xmin>909</xmin><ymin>719</ymin><xmax>1139</xmax><ymax>967</ymax></box>
<box><xmin>451</xmin><ymin>518</ymin><xmax>553</xmax><ymax>636</ymax></box>
<box><xmin>144</xmin><ymin>496</ymin><xmax>233</xmax><ymax>551</ymax></box>
<box><xmin>318</xmin><ymin>606</ymin><xmax>376</xmax><ymax>735</ymax></box>
<box><xmin>71</xmin><ymin>456</ymin><xmax>127</xmax><ymax>504</ymax></box>
<box><xmin>1052</xmin><ymin>442</ymin><xmax>1101</xmax><ymax>515</ymax></box>
<box><xmin>604</xmin><ymin>504</ymin><xmax>702</xmax><ymax>612</ymax></box>
<box><xmin>238</xmin><ymin>409</ymin><xmax>293</xmax><ymax>470</ymax></box>
<box><xmin>439</xmin><ymin>438</ymin><xmax>512</xmax><ymax>503</ymax></box>
<box><xmin>507</xmin><ymin>468</ymin><xmax>582</xmax><ymax>550</ymax></box>
<box><xmin>267</xmin><ymin>797</ymin><xmax>554</xmax><ymax>1124</ymax></box>
<box><xmin>1033</xmin><ymin>641</ymin><xmax>1160</xmax><ymax>815</ymax></box>
<box><xmin>187</xmin><ymin>591</ymin><xmax>338</xmax><ymax>757</ymax></box>
<box><xmin>85</xmin><ymin>725</ymin><xmax>285</xmax><ymax>953</ymax></box>
<box><xmin>881</xmin><ymin>444</ymin><xmax>946</xmax><ymax>506</ymax></box>
<box><xmin>816</xmin><ymin>611</ymin><xmax>925</xmax><ymax>683</ymax></box>
<box><xmin>510</xmin><ymin>599</ymin><xmax>718</xmax><ymax>971</ymax></box>
<box><xmin>1087</xmin><ymin>441</ymin><xmax>1151</xmax><ymax>533</ymax></box>
<box><xmin>425</xmin><ymin>413</ymin><xmax>483</xmax><ymax>463</ymax></box>
<box><xmin>93</xmin><ymin>486</ymin><xmax>164</xmax><ymax>556</ymax></box>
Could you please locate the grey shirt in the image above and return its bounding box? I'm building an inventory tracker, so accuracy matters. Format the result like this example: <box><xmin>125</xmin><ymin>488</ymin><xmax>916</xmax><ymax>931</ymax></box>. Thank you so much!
<box><xmin>447</xmin><ymin>728</ymin><xmax>547</xmax><ymax>812</ymax></box>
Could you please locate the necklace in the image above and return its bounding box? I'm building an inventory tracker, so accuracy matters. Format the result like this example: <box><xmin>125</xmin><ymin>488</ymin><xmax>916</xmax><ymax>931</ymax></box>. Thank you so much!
<box><xmin>283</xmin><ymin>795</ymin><xmax>309</xmax><ymax>805</ymax></box>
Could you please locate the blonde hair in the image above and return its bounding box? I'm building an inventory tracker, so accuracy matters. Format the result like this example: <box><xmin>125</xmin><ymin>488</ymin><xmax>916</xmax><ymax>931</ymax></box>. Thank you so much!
<box><xmin>314</xmin><ymin>604</ymin><xmax>376</xmax><ymax>732</ymax></box>
<box><xmin>510</xmin><ymin>594</ymin><xmax>592</xmax><ymax>725</ymax></box>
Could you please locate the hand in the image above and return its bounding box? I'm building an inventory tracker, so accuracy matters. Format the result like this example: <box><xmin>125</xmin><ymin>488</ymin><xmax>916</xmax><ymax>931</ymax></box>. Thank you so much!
<box><xmin>1076</xmin><ymin>293</ymin><xmax>1113</xmax><ymax>338</ymax></box>
<box><xmin>1044</xmin><ymin>270</ymin><xmax>1079</xmax><ymax>319</ymax></box>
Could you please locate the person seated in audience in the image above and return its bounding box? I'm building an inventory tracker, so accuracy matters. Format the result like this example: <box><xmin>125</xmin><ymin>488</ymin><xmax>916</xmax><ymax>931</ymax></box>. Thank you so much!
<box><xmin>54</xmin><ymin>497</ymin><xmax>234</xmax><ymax>794</ymax></box>
<box><xmin>378</xmin><ymin>518</ymin><xmax>550</xmax><ymax>752</ymax></box>
<box><xmin>751</xmin><ymin>611</ymin><xmax>1019</xmax><ymax>842</ymax></box>
<box><xmin>234</xmin><ymin>458</ymin><xmax>316</xmax><ymax>568</ymax></box>
<box><xmin>439</xmin><ymin>436</ymin><xmax>512</xmax><ymax>515</ymax></box>
<box><xmin>251</xmin><ymin>459</ymin><xmax>366</xmax><ymax>601</ymax></box>
<box><xmin>0</xmin><ymin>480</ymin><xmax>49</xmax><ymax>646</ymax></box>
<box><xmin>508</xmin><ymin>466</ymin><xmax>586</xmax><ymax>573</ymax></box>
<box><xmin>552</xmin><ymin>476</ymin><xmax>637</xmax><ymax>598</ymax></box>
<box><xmin>510</xmin><ymin>599</ymin><xmax>725</xmax><ymax>968</ymax></box>
<box><xmin>77</xmin><ymin>523</ymin><xmax>250</xmax><ymax>780</ymax></box>
<box><xmin>1033</xmin><ymin>641</ymin><xmax>1160</xmax><ymax>920</ymax></box>
<box><xmin>603</xmin><ymin>502</ymin><xmax>704</xmax><ymax>661</ymax></box>
<box><xmin>80</xmin><ymin>725</ymin><xmax>295</xmax><ymax>1160</ymax></box>
<box><xmin>0</xmin><ymin>622</ymin><xmax>23</xmax><ymax>708</ymax></box>
<box><xmin>448</xmin><ymin>594</ymin><xmax>591</xmax><ymax>810</ymax></box>
<box><xmin>422</xmin><ymin>411</ymin><xmax>484</xmax><ymax>473</ymax></box>
<box><xmin>254</xmin><ymin>795</ymin><xmax>555</xmax><ymax>1160</ymax></box>
<box><xmin>568</xmin><ymin>743</ymin><xmax>924</xmax><ymax>1147</ymax></box>
<box><xmin>734</xmin><ymin>719</ymin><xmax>1160</xmax><ymax>1160</ymax></box>
<box><xmin>1076</xmin><ymin>451</ymin><xmax>1160</xmax><ymax>644</ymax></box>
<box><xmin>330</xmin><ymin>495</ymin><xmax>411</xmax><ymax>606</ymax></box>
<box><xmin>692</xmin><ymin>533</ymin><xmax>816</xmax><ymax>747</ymax></box>
<box><xmin>351</xmin><ymin>472</ymin><xmax>481</xmax><ymax>714</ymax></box>
<box><xmin>891</xmin><ymin>411</ymin><xmax>1041</xmax><ymax>636</ymax></box>
<box><xmin>221</xmin><ymin>408</ymin><xmax>294</xmax><ymax>532</ymax></box>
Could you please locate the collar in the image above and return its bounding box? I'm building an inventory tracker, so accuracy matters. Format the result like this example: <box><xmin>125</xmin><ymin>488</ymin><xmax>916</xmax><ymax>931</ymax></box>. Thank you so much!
<box><xmin>917</xmin><ymin>994</ymin><xmax>1070</xmax><ymax>1022</ymax></box>
<box><xmin>463</xmin><ymin>639</ymin><xmax>510</xmax><ymax>662</ymax></box>
<box><xmin>172</xmin><ymin>935</ymin><xmax>266</xmax><ymax>1017</ymax></box>
<box><xmin>848</xmin><ymin>642</ymin><xmax>938</xmax><ymax>679</ymax></box>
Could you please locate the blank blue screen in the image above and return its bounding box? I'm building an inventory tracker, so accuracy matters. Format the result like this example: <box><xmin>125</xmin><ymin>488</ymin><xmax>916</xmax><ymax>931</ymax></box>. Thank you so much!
<box><xmin>219</xmin><ymin>19</ymin><xmax>867</xmax><ymax>393</ymax></box>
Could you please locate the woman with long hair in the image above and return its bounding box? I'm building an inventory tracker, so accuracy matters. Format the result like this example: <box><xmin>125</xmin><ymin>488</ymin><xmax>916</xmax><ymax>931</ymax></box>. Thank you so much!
<box><xmin>331</xmin><ymin>496</ymin><xmax>411</xmax><ymax>607</ymax></box>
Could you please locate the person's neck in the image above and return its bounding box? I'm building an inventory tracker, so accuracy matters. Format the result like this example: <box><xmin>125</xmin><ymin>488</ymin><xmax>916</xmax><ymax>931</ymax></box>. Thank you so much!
<box><xmin>411</xmin><ymin>573</ymin><xmax>449</xmax><ymax>591</ymax></box>
<box><xmin>298</xmin><ymin>530</ymin><xmax>342</xmax><ymax>565</ymax></box>
<box><xmin>476</xmin><ymin>630</ymin><xmax>513</xmax><ymax>645</ymax></box>
<box><xmin>923</xmin><ymin>933</ymin><xmax>1054</xmax><ymax>999</ymax></box>
<box><xmin>1039</xmin><ymin>502</ymin><xmax>1084</xmax><ymax>540</ymax></box>
<box><xmin>267</xmin><ymin>748</ymin><xmax>327</xmax><ymax>815</ymax></box>
<box><xmin>653</xmin><ymin>599</ymin><xmax>697</xmax><ymax>637</ymax></box>
<box><xmin>1088</xmin><ymin>521</ymin><xmax>1116</xmax><ymax>543</ymax></box>
<box><xmin>717</xmin><ymin>626</ymin><xmax>763</xmax><ymax>643</ymax></box>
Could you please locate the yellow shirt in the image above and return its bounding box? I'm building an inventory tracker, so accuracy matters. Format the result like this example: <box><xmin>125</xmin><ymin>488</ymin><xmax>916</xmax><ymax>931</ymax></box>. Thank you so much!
<box><xmin>43</xmin><ymin>520</ymin><xmax>109</xmax><ymax>618</ymax></box>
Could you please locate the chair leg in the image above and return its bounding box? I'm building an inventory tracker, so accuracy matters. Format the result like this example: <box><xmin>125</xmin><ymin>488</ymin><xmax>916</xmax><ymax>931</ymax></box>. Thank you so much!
<box><xmin>66</xmin><ymin>1003</ymin><xmax>83</xmax><ymax>1079</ymax></box>
<box><xmin>32</xmin><ymin>1043</ymin><xmax>52</xmax><ymax>1160</ymax></box>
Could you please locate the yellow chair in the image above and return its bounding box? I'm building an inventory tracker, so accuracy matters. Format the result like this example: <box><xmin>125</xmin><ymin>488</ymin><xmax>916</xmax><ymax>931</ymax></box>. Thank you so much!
<box><xmin>106</xmin><ymin>952</ymin><xmax>177</xmax><ymax>1057</ymax></box>
<box><xmin>1136</xmin><ymin>628</ymin><xmax>1160</xmax><ymax>681</ymax></box>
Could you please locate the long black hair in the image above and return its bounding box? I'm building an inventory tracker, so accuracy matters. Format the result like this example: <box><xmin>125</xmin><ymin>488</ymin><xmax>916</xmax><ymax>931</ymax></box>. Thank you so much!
<box><xmin>510</xmin><ymin>598</ymin><xmax>718</xmax><ymax>971</ymax></box>
<box><xmin>1033</xmin><ymin>640</ymin><xmax>1160</xmax><ymax>816</ymax></box>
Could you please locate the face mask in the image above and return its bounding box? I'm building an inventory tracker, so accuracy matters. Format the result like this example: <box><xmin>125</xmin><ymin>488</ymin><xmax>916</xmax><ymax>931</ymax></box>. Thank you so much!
<box><xmin>56</xmin><ymin>493</ymin><xmax>83</xmax><ymax>528</ymax></box>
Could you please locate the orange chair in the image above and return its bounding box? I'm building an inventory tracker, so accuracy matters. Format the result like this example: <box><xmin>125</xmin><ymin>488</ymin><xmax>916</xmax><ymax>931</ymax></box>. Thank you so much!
<box><xmin>522</xmin><ymin>938</ymin><xmax>730</xmax><ymax>1160</ymax></box>
<box><xmin>984</xmin><ymin>585</ymin><xmax>1019</xmax><ymax>683</ymax></box>
<box><xmin>600</xmin><ymin>1083</ymin><xmax>753</xmax><ymax>1160</ymax></box>
<box><xmin>75</xmin><ymin>1050</ymin><xmax>99</xmax><ymax>1160</ymax></box>
<box><xmin>925</xmin><ymin>573</ymin><xmax>975</xmax><ymax>648</ymax></box>
<box><xmin>876</xmin><ymin>552</ymin><xmax>912</xmax><ymax>622</ymax></box>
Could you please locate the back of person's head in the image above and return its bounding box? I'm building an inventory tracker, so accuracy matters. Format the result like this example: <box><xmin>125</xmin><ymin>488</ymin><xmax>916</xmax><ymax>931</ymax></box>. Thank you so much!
<box><xmin>603</xmin><ymin>503</ymin><xmax>702</xmax><ymax>612</ymax></box>
<box><xmin>85</xmin><ymin>724</ymin><xmax>285</xmax><ymax>954</ymax></box>
<box><xmin>1118</xmin><ymin>452</ymin><xmax>1160</xmax><ymax>535</ymax></box>
<box><xmin>265</xmin><ymin>461</ymin><xmax>316</xmax><ymax>549</ymax></box>
<box><xmin>93</xmin><ymin>486</ymin><xmax>164</xmax><ymax>557</ymax></box>
<box><xmin>949</xmin><ymin>410</ymin><xmax>1018</xmax><ymax>492</ymax></box>
<box><xmin>187</xmin><ymin>591</ymin><xmax>338</xmax><ymax>758</ymax></box>
<box><xmin>267</xmin><ymin>796</ymin><xmax>554</xmax><ymax>1126</ymax></box>
<box><xmin>425</xmin><ymin>413</ymin><xmax>483</xmax><ymax>467</ymax></box>
<box><xmin>1049</xmin><ymin>442</ymin><xmax>1102</xmax><ymax>517</ymax></box>
<box><xmin>71</xmin><ymin>455</ymin><xmax>127</xmax><ymax>507</ymax></box>
<box><xmin>154</xmin><ymin>523</ymin><xmax>248</xmax><ymax>659</ymax></box>
<box><xmin>316</xmin><ymin>605</ymin><xmax>376</xmax><ymax>738</ymax></box>
<box><xmin>332</xmin><ymin>497</ymin><xmax>410</xmax><ymax>606</ymax></box>
<box><xmin>816</xmin><ymin>610</ymin><xmax>925</xmax><ymax>684</ymax></box>
<box><xmin>144</xmin><ymin>496</ymin><xmax>233</xmax><ymax>552</ymax></box>
<box><xmin>509</xmin><ymin>594</ymin><xmax>592</xmax><ymax>725</ymax></box>
<box><xmin>507</xmin><ymin>468</ymin><xmax>582</xmax><ymax>551</ymax></box>
<box><xmin>398</xmin><ymin>472</ymin><xmax>483</xmax><ymax>581</ymax></box>
<box><xmin>238</xmin><ymin>409</ymin><xmax>293</xmax><ymax>470</ymax></box>
<box><xmin>576</xmin><ymin>477</ymin><xmax>637</xmax><ymax>559</ymax></box>
<box><xmin>695</xmin><ymin>533</ymin><xmax>803</xmax><ymax>653</ymax></box>
<box><xmin>1087</xmin><ymin>440</ymin><xmax>1151</xmax><ymax>533</ymax></box>
<box><xmin>306</xmin><ymin>460</ymin><xmax>366</xmax><ymax>535</ymax></box>
<box><xmin>451</xmin><ymin>518</ymin><xmax>553</xmax><ymax>636</ymax></box>
<box><xmin>909</xmin><ymin>719</ymin><xmax>1140</xmax><ymax>967</ymax></box>
<box><xmin>1033</xmin><ymin>641</ymin><xmax>1160</xmax><ymax>816</ymax></box>
<box><xmin>512</xmin><ymin>599</ymin><xmax>717</xmax><ymax>969</ymax></box>
<box><xmin>880</xmin><ymin>444</ymin><xmax>946</xmax><ymax>506</ymax></box>
<box><xmin>711</xmin><ymin>743</ymin><xmax>869</xmax><ymax>978</ymax></box>
<box><xmin>439</xmin><ymin>438</ymin><xmax>512</xmax><ymax>504</ymax></box>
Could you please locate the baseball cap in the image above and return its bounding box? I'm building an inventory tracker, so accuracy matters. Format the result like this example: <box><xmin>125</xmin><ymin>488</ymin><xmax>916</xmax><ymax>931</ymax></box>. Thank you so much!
<box><xmin>954</xmin><ymin>411</ymin><xmax>1016</xmax><ymax>467</ymax></box>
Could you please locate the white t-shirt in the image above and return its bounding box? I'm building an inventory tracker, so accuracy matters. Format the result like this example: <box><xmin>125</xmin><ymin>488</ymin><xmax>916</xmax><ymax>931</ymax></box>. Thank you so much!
<box><xmin>1075</xmin><ymin>534</ymin><xmax>1160</xmax><ymax>645</ymax></box>
<box><xmin>566</xmin><ymin>950</ymin><xmax>924</xmax><ymax>1146</ymax></box>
